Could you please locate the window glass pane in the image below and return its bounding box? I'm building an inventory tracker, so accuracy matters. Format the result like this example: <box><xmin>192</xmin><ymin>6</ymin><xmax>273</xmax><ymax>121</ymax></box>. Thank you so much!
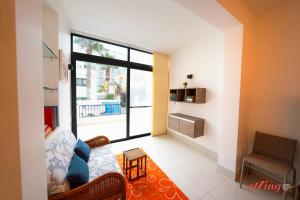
<box><xmin>130</xmin><ymin>49</ymin><xmax>153</xmax><ymax>65</ymax></box>
<box><xmin>73</xmin><ymin>36</ymin><xmax>127</xmax><ymax>61</ymax></box>
<box><xmin>130</xmin><ymin>69</ymin><xmax>152</xmax><ymax>107</ymax></box>
<box><xmin>76</xmin><ymin>78</ymin><xmax>86</xmax><ymax>86</ymax></box>
<box><xmin>76</xmin><ymin>79</ymin><xmax>81</xmax><ymax>86</ymax></box>
<box><xmin>130</xmin><ymin>107</ymin><xmax>152</xmax><ymax>136</ymax></box>
<box><xmin>76</xmin><ymin>60</ymin><xmax>127</xmax><ymax>141</ymax></box>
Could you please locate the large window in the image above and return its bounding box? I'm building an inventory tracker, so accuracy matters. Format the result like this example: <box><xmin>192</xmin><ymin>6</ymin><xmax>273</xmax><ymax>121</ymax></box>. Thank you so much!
<box><xmin>130</xmin><ymin>49</ymin><xmax>153</xmax><ymax>65</ymax></box>
<box><xmin>71</xmin><ymin>34</ymin><xmax>153</xmax><ymax>142</ymax></box>
<box><xmin>73</xmin><ymin>35</ymin><xmax>128</xmax><ymax>61</ymax></box>
<box><xmin>76</xmin><ymin>78</ymin><xmax>87</xmax><ymax>86</ymax></box>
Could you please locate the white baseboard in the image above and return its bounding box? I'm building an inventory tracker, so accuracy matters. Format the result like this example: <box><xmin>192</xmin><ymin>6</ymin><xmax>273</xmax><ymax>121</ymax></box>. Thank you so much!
<box><xmin>217</xmin><ymin>164</ymin><xmax>236</xmax><ymax>180</ymax></box>
<box><xmin>167</xmin><ymin>128</ymin><xmax>218</xmax><ymax>160</ymax></box>
<box><xmin>167</xmin><ymin>128</ymin><xmax>239</xmax><ymax>180</ymax></box>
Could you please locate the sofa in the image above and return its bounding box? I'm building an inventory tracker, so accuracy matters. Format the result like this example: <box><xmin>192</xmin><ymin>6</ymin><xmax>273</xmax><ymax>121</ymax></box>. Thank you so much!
<box><xmin>45</xmin><ymin>128</ymin><xmax>126</xmax><ymax>200</ymax></box>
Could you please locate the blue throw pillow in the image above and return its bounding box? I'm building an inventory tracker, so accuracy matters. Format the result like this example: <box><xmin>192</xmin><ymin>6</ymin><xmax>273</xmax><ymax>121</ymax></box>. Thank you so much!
<box><xmin>66</xmin><ymin>154</ymin><xmax>89</xmax><ymax>189</ymax></box>
<box><xmin>74</xmin><ymin>139</ymin><xmax>91</xmax><ymax>162</ymax></box>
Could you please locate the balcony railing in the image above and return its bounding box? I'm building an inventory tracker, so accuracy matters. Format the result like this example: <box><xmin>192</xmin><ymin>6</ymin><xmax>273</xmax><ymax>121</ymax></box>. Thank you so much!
<box><xmin>78</xmin><ymin>103</ymin><xmax>125</xmax><ymax>118</ymax></box>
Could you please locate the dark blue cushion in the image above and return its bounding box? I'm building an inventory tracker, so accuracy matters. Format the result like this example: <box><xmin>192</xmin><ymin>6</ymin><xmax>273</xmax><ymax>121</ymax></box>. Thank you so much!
<box><xmin>66</xmin><ymin>154</ymin><xmax>89</xmax><ymax>189</ymax></box>
<box><xmin>74</xmin><ymin>139</ymin><xmax>91</xmax><ymax>162</ymax></box>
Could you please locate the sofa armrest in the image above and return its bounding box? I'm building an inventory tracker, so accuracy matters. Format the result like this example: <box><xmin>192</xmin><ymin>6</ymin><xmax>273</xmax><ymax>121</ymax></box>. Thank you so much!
<box><xmin>48</xmin><ymin>172</ymin><xmax>126</xmax><ymax>200</ymax></box>
<box><xmin>85</xmin><ymin>136</ymin><xmax>110</xmax><ymax>148</ymax></box>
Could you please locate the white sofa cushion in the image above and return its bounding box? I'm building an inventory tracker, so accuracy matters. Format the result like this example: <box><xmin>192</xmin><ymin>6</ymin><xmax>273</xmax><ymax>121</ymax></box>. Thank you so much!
<box><xmin>45</xmin><ymin>128</ymin><xmax>77</xmax><ymax>195</ymax></box>
<box><xmin>88</xmin><ymin>144</ymin><xmax>121</xmax><ymax>181</ymax></box>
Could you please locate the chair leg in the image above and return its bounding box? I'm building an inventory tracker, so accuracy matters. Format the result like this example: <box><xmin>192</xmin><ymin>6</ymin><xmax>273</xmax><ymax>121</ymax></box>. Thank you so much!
<box><xmin>295</xmin><ymin>185</ymin><xmax>299</xmax><ymax>200</ymax></box>
<box><xmin>291</xmin><ymin>169</ymin><xmax>297</xmax><ymax>198</ymax></box>
<box><xmin>293</xmin><ymin>168</ymin><xmax>296</xmax><ymax>185</ymax></box>
<box><xmin>283</xmin><ymin>187</ymin><xmax>288</xmax><ymax>200</ymax></box>
<box><xmin>283</xmin><ymin>177</ymin><xmax>294</xmax><ymax>200</ymax></box>
<box><xmin>240</xmin><ymin>160</ymin><xmax>245</xmax><ymax>188</ymax></box>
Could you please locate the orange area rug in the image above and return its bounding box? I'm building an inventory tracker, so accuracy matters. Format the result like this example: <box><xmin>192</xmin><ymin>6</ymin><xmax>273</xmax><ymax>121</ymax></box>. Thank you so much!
<box><xmin>116</xmin><ymin>153</ymin><xmax>188</xmax><ymax>200</ymax></box>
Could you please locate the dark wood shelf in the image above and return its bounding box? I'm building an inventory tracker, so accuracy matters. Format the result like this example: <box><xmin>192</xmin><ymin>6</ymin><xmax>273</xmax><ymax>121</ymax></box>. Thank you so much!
<box><xmin>177</xmin><ymin>89</ymin><xmax>185</xmax><ymax>101</ymax></box>
<box><xmin>169</xmin><ymin>88</ymin><xmax>206</xmax><ymax>103</ymax></box>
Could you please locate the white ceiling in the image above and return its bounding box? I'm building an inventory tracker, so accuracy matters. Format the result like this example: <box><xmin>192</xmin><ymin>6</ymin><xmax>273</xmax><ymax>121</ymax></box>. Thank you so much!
<box><xmin>46</xmin><ymin>0</ymin><xmax>241</xmax><ymax>54</ymax></box>
<box><xmin>173</xmin><ymin>0</ymin><xmax>240</xmax><ymax>32</ymax></box>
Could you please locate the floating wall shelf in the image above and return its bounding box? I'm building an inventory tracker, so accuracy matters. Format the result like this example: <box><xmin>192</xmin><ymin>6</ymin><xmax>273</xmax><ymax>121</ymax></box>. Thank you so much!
<box><xmin>42</xmin><ymin>42</ymin><xmax>58</xmax><ymax>59</ymax></box>
<box><xmin>169</xmin><ymin>88</ymin><xmax>206</xmax><ymax>104</ymax></box>
<box><xmin>168</xmin><ymin>113</ymin><xmax>205</xmax><ymax>138</ymax></box>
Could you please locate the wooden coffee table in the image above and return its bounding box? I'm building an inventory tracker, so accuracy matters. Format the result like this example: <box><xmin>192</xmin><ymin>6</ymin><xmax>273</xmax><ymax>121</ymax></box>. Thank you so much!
<box><xmin>123</xmin><ymin>148</ymin><xmax>147</xmax><ymax>181</ymax></box>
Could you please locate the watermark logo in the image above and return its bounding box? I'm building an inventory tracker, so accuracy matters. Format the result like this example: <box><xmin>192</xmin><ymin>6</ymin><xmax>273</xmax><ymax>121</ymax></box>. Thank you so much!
<box><xmin>249</xmin><ymin>180</ymin><xmax>291</xmax><ymax>192</ymax></box>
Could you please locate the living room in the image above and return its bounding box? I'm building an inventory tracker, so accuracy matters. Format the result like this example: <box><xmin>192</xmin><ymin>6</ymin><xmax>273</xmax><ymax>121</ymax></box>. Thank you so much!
<box><xmin>1</xmin><ymin>0</ymin><xmax>300</xmax><ymax>200</ymax></box>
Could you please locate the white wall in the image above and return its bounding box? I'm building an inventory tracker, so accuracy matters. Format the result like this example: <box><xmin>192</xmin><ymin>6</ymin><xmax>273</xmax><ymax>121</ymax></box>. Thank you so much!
<box><xmin>168</xmin><ymin>24</ymin><xmax>243</xmax><ymax>175</ymax></box>
<box><xmin>169</xmin><ymin>30</ymin><xmax>224</xmax><ymax>154</ymax></box>
<box><xmin>43</xmin><ymin>2</ymin><xmax>72</xmax><ymax>130</ymax></box>
<box><xmin>218</xmin><ymin>25</ymin><xmax>243</xmax><ymax>173</ymax></box>
<box><xmin>43</xmin><ymin>6</ymin><xmax>59</xmax><ymax>106</ymax></box>
<box><xmin>57</xmin><ymin>6</ymin><xmax>71</xmax><ymax>130</ymax></box>
<box><xmin>15</xmin><ymin>0</ymin><xmax>47</xmax><ymax>199</ymax></box>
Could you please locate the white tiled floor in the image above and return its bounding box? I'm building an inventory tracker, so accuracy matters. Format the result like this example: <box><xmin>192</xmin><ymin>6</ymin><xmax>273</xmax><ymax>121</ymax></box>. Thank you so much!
<box><xmin>111</xmin><ymin>134</ymin><xmax>284</xmax><ymax>200</ymax></box>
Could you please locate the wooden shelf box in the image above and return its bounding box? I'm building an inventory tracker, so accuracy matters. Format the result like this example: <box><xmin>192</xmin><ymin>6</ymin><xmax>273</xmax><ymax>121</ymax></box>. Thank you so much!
<box><xmin>177</xmin><ymin>89</ymin><xmax>185</xmax><ymax>102</ymax></box>
<box><xmin>169</xmin><ymin>89</ymin><xmax>177</xmax><ymax>101</ymax></box>
<box><xmin>169</xmin><ymin>88</ymin><xmax>206</xmax><ymax>104</ymax></box>
<box><xmin>168</xmin><ymin>113</ymin><xmax>205</xmax><ymax>138</ymax></box>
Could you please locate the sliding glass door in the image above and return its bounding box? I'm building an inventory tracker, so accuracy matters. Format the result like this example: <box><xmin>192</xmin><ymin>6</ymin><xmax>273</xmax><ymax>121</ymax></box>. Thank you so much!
<box><xmin>75</xmin><ymin>61</ymin><xmax>127</xmax><ymax>141</ymax></box>
<box><xmin>130</xmin><ymin>69</ymin><xmax>152</xmax><ymax>136</ymax></box>
<box><xmin>71</xmin><ymin>34</ymin><xmax>152</xmax><ymax>142</ymax></box>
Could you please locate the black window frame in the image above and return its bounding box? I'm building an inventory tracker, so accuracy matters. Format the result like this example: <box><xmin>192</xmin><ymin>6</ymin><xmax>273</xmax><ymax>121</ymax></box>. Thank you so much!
<box><xmin>71</xmin><ymin>33</ymin><xmax>153</xmax><ymax>143</ymax></box>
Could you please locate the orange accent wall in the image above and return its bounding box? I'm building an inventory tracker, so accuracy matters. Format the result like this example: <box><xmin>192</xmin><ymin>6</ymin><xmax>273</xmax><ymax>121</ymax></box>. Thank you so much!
<box><xmin>0</xmin><ymin>0</ymin><xmax>22</xmax><ymax>199</ymax></box>
<box><xmin>218</xmin><ymin>0</ymin><xmax>300</xmax><ymax>181</ymax></box>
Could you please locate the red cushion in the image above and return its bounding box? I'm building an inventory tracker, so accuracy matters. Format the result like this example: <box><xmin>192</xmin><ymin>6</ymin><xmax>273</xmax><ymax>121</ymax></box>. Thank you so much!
<box><xmin>44</xmin><ymin>107</ymin><xmax>54</xmax><ymax>130</ymax></box>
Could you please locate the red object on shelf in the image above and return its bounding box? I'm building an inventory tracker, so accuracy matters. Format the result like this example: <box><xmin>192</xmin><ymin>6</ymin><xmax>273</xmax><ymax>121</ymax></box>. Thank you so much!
<box><xmin>44</xmin><ymin>107</ymin><xmax>55</xmax><ymax>130</ymax></box>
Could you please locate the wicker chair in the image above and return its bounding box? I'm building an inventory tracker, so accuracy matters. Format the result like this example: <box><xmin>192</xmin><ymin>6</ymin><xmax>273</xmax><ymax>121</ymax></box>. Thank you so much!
<box><xmin>48</xmin><ymin>136</ymin><xmax>126</xmax><ymax>200</ymax></box>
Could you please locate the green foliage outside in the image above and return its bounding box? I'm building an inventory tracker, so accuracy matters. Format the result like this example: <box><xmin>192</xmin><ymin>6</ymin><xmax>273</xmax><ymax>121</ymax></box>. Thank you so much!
<box><xmin>105</xmin><ymin>94</ymin><xmax>115</xmax><ymax>100</ymax></box>
<box><xmin>74</xmin><ymin>36</ymin><xmax>124</xmax><ymax>100</ymax></box>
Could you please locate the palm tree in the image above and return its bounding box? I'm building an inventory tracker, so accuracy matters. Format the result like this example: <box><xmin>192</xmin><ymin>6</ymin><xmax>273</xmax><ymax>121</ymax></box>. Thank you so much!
<box><xmin>74</xmin><ymin>37</ymin><xmax>115</xmax><ymax>100</ymax></box>
<box><xmin>112</xmin><ymin>75</ymin><xmax>124</xmax><ymax>98</ymax></box>
<box><xmin>74</xmin><ymin>37</ymin><xmax>104</xmax><ymax>100</ymax></box>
